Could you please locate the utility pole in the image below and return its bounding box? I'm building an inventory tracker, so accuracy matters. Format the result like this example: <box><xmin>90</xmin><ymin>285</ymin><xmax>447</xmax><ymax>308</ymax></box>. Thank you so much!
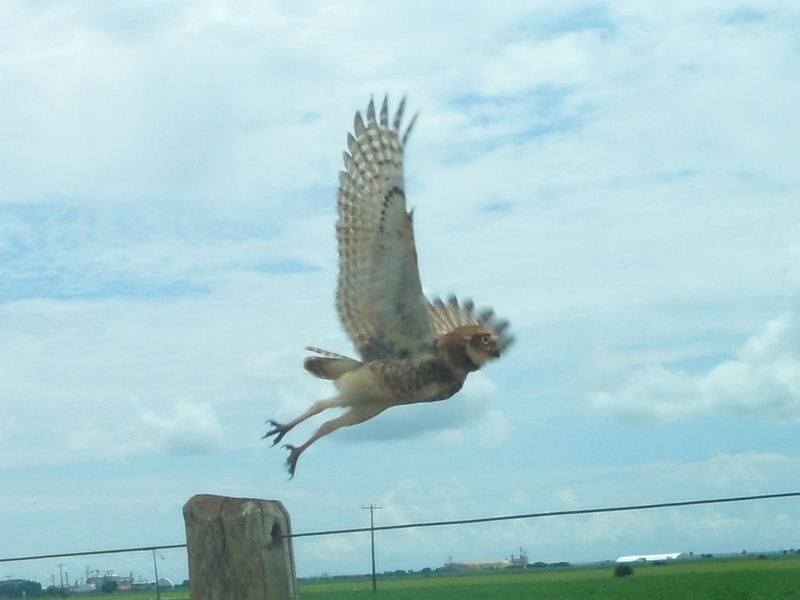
<box><xmin>152</xmin><ymin>549</ymin><xmax>161</xmax><ymax>600</ymax></box>
<box><xmin>361</xmin><ymin>504</ymin><xmax>382</xmax><ymax>593</ymax></box>
<box><xmin>57</xmin><ymin>564</ymin><xmax>65</xmax><ymax>600</ymax></box>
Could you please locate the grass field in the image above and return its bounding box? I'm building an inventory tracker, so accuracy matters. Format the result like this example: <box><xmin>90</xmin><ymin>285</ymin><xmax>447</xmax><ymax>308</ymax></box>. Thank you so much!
<box><xmin>100</xmin><ymin>554</ymin><xmax>800</xmax><ymax>599</ymax></box>
<box><xmin>300</xmin><ymin>555</ymin><xmax>800</xmax><ymax>599</ymax></box>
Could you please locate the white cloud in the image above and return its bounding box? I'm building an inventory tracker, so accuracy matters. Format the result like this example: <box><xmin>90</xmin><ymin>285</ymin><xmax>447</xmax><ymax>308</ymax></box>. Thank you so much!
<box><xmin>52</xmin><ymin>398</ymin><xmax>224</xmax><ymax>461</ymax></box>
<box><xmin>132</xmin><ymin>397</ymin><xmax>224</xmax><ymax>456</ymax></box>
<box><xmin>553</xmin><ymin>487</ymin><xmax>580</xmax><ymax>508</ymax></box>
<box><xmin>589</xmin><ymin>268</ymin><xmax>800</xmax><ymax>424</ymax></box>
<box><xmin>700</xmin><ymin>452</ymin><xmax>789</xmax><ymax>490</ymax></box>
<box><xmin>589</xmin><ymin>365</ymin><xmax>697</xmax><ymax>425</ymax></box>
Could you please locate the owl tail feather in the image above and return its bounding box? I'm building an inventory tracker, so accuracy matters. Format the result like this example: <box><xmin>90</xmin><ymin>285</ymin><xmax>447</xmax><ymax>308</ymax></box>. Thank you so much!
<box><xmin>303</xmin><ymin>347</ymin><xmax>362</xmax><ymax>380</ymax></box>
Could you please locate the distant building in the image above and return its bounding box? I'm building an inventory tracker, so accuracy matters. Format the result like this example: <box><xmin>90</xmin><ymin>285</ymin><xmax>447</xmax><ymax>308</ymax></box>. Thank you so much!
<box><xmin>131</xmin><ymin>578</ymin><xmax>174</xmax><ymax>591</ymax></box>
<box><xmin>616</xmin><ymin>552</ymin><xmax>687</xmax><ymax>563</ymax></box>
<box><xmin>86</xmin><ymin>571</ymin><xmax>133</xmax><ymax>590</ymax></box>
<box><xmin>509</xmin><ymin>550</ymin><xmax>529</xmax><ymax>568</ymax></box>
<box><xmin>441</xmin><ymin>549</ymin><xmax>529</xmax><ymax>571</ymax></box>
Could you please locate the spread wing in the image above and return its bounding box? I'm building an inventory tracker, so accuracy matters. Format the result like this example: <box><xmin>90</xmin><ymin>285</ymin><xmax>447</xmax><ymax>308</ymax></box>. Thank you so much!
<box><xmin>336</xmin><ymin>96</ymin><xmax>433</xmax><ymax>361</ymax></box>
<box><xmin>426</xmin><ymin>295</ymin><xmax>515</xmax><ymax>355</ymax></box>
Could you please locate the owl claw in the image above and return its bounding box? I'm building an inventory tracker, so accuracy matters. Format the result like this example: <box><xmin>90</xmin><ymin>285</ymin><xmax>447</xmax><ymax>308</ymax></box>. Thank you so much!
<box><xmin>262</xmin><ymin>420</ymin><xmax>290</xmax><ymax>446</ymax></box>
<box><xmin>283</xmin><ymin>444</ymin><xmax>302</xmax><ymax>478</ymax></box>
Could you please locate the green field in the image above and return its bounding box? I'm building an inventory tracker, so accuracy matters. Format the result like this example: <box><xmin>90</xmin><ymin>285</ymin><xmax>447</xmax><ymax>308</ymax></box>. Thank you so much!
<box><xmin>300</xmin><ymin>555</ymin><xmax>800</xmax><ymax>599</ymax></box>
<box><xmin>92</xmin><ymin>555</ymin><xmax>800</xmax><ymax>600</ymax></box>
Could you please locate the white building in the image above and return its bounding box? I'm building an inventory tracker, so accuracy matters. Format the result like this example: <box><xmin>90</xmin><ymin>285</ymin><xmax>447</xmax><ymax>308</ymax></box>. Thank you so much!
<box><xmin>616</xmin><ymin>552</ymin><xmax>687</xmax><ymax>563</ymax></box>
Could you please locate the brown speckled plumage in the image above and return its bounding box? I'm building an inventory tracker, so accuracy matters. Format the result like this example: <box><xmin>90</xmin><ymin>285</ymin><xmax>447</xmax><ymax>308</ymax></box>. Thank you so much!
<box><xmin>264</xmin><ymin>97</ymin><xmax>513</xmax><ymax>477</ymax></box>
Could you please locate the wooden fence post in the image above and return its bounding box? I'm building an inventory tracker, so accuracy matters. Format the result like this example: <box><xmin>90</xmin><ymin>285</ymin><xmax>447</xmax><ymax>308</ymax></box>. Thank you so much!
<box><xmin>183</xmin><ymin>494</ymin><xmax>298</xmax><ymax>600</ymax></box>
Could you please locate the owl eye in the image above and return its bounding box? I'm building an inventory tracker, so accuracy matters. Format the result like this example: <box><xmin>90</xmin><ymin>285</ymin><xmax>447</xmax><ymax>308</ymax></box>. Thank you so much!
<box><xmin>480</xmin><ymin>333</ymin><xmax>492</xmax><ymax>345</ymax></box>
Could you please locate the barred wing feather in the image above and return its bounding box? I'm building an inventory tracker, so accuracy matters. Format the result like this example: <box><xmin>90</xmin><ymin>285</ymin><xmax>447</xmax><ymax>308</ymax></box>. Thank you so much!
<box><xmin>335</xmin><ymin>97</ymin><xmax>433</xmax><ymax>361</ymax></box>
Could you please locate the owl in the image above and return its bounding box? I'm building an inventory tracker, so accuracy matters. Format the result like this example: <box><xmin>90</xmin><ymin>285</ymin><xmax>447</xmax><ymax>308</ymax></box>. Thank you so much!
<box><xmin>264</xmin><ymin>96</ymin><xmax>513</xmax><ymax>477</ymax></box>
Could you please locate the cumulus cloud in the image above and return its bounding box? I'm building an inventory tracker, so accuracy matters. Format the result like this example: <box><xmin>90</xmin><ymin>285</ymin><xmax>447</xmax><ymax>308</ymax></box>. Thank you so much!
<box><xmin>700</xmin><ymin>452</ymin><xmax>789</xmax><ymax>489</ymax></box>
<box><xmin>61</xmin><ymin>398</ymin><xmax>224</xmax><ymax>460</ymax></box>
<box><xmin>589</xmin><ymin>251</ymin><xmax>800</xmax><ymax>424</ymax></box>
<box><xmin>132</xmin><ymin>398</ymin><xmax>224</xmax><ymax>456</ymax></box>
<box><xmin>553</xmin><ymin>486</ymin><xmax>580</xmax><ymax>508</ymax></box>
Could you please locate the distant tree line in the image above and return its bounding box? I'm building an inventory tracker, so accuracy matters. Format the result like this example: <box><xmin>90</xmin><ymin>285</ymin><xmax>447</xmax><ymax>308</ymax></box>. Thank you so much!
<box><xmin>0</xmin><ymin>577</ymin><xmax>125</xmax><ymax>598</ymax></box>
<box><xmin>528</xmin><ymin>561</ymin><xmax>571</xmax><ymax>569</ymax></box>
<box><xmin>0</xmin><ymin>579</ymin><xmax>43</xmax><ymax>598</ymax></box>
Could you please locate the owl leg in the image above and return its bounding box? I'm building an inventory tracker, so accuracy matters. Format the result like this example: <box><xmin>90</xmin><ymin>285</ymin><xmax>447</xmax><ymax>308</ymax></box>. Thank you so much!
<box><xmin>263</xmin><ymin>397</ymin><xmax>339</xmax><ymax>446</ymax></box>
<box><xmin>283</xmin><ymin>404</ymin><xmax>386</xmax><ymax>478</ymax></box>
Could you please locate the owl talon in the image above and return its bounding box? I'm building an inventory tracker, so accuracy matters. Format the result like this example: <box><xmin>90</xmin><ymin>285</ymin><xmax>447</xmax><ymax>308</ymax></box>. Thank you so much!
<box><xmin>263</xmin><ymin>420</ymin><xmax>290</xmax><ymax>446</ymax></box>
<box><xmin>283</xmin><ymin>444</ymin><xmax>302</xmax><ymax>478</ymax></box>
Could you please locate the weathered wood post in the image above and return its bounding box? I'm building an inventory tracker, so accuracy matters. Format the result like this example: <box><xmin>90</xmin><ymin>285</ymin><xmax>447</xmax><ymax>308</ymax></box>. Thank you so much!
<box><xmin>183</xmin><ymin>494</ymin><xmax>298</xmax><ymax>600</ymax></box>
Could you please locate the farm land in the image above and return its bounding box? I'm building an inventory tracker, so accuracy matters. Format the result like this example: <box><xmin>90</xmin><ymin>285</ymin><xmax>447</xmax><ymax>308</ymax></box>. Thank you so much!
<box><xmin>91</xmin><ymin>553</ymin><xmax>800</xmax><ymax>600</ymax></box>
<box><xmin>300</xmin><ymin>554</ymin><xmax>800</xmax><ymax>599</ymax></box>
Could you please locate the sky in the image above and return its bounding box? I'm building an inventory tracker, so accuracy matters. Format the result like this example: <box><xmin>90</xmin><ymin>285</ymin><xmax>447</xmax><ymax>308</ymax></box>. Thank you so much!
<box><xmin>2</xmin><ymin>0</ymin><xmax>800</xmax><ymax>586</ymax></box>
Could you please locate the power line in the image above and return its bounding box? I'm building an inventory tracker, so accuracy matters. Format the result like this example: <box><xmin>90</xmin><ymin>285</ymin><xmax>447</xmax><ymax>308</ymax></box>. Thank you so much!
<box><xmin>288</xmin><ymin>490</ymin><xmax>800</xmax><ymax>539</ymax></box>
<box><xmin>0</xmin><ymin>545</ymin><xmax>186</xmax><ymax>564</ymax></box>
<box><xmin>1</xmin><ymin>491</ymin><xmax>798</xmax><ymax>564</ymax></box>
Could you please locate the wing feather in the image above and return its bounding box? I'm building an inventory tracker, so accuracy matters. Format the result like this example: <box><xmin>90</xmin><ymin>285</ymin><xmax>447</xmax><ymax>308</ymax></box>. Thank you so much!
<box><xmin>336</xmin><ymin>96</ymin><xmax>434</xmax><ymax>361</ymax></box>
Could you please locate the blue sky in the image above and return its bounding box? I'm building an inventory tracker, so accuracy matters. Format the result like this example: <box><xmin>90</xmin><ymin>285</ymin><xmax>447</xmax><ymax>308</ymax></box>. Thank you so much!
<box><xmin>3</xmin><ymin>0</ymin><xmax>800</xmax><ymax>585</ymax></box>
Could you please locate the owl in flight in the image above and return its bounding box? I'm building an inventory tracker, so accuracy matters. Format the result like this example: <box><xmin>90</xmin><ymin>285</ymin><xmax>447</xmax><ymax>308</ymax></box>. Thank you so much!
<box><xmin>264</xmin><ymin>96</ymin><xmax>513</xmax><ymax>477</ymax></box>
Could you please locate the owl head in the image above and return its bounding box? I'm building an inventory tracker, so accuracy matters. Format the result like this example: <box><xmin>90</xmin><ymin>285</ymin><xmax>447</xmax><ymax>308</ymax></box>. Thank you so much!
<box><xmin>463</xmin><ymin>326</ymin><xmax>501</xmax><ymax>367</ymax></box>
<box><xmin>427</xmin><ymin>295</ymin><xmax>513</xmax><ymax>354</ymax></box>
